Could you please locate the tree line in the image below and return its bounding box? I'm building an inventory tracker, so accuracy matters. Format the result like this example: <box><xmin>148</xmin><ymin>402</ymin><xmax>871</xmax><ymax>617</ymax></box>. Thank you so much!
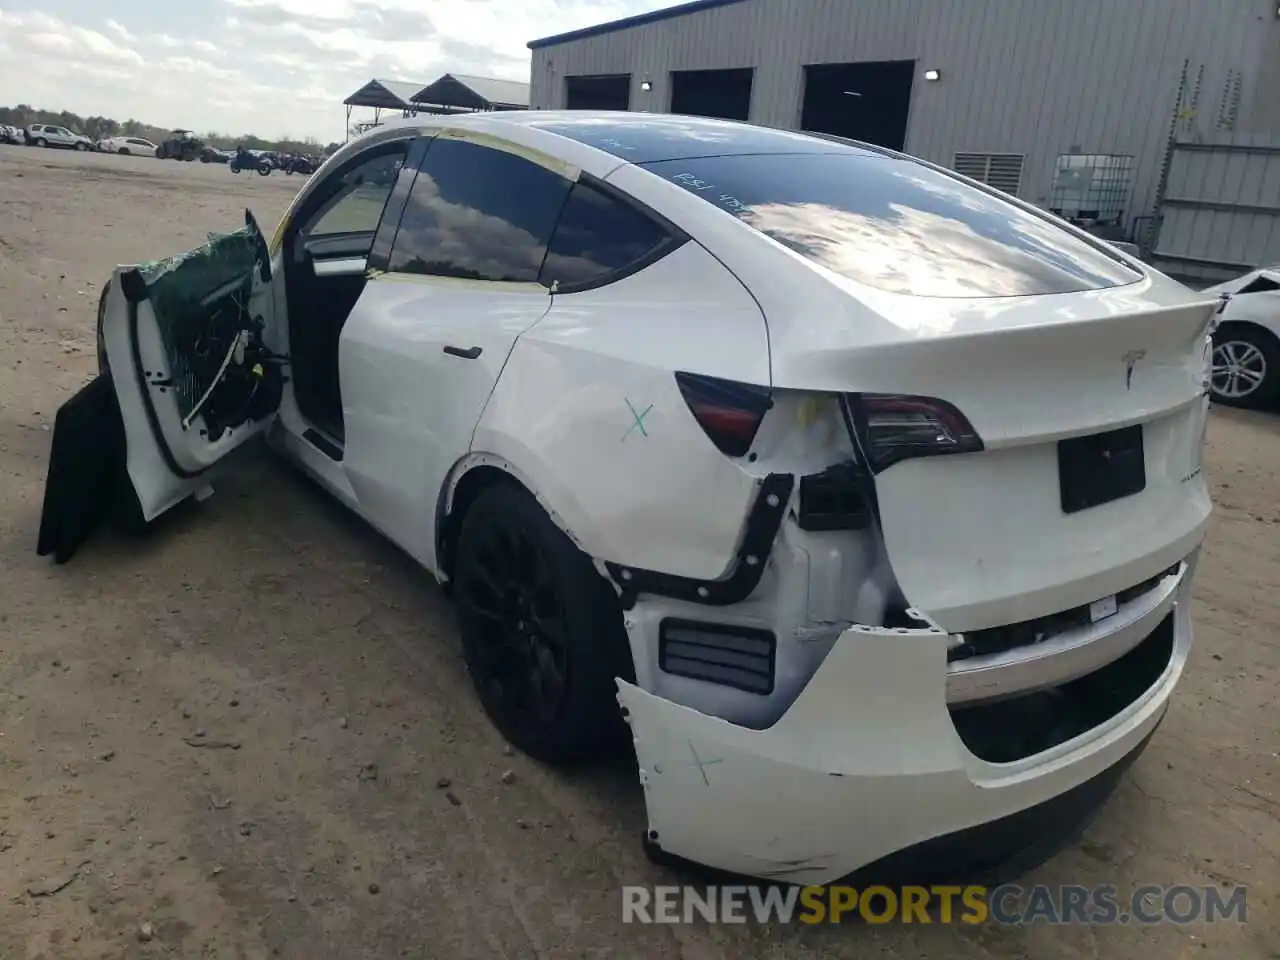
<box><xmin>0</xmin><ymin>104</ymin><xmax>342</xmax><ymax>155</ymax></box>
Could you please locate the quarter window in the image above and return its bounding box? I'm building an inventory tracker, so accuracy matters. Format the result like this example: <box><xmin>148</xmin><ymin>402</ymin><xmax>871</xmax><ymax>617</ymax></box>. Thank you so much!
<box><xmin>388</xmin><ymin>138</ymin><xmax>571</xmax><ymax>283</ymax></box>
<box><xmin>539</xmin><ymin>181</ymin><xmax>675</xmax><ymax>290</ymax></box>
<box><xmin>305</xmin><ymin>148</ymin><xmax>406</xmax><ymax>238</ymax></box>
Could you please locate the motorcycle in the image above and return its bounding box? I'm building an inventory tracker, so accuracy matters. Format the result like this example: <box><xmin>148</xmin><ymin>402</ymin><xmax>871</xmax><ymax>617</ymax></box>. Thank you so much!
<box><xmin>283</xmin><ymin>155</ymin><xmax>318</xmax><ymax>176</ymax></box>
<box><xmin>229</xmin><ymin>150</ymin><xmax>272</xmax><ymax>176</ymax></box>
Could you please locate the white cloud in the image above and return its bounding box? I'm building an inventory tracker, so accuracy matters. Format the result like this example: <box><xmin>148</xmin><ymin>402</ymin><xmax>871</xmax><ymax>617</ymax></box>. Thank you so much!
<box><xmin>0</xmin><ymin>1</ymin><xmax>685</xmax><ymax>142</ymax></box>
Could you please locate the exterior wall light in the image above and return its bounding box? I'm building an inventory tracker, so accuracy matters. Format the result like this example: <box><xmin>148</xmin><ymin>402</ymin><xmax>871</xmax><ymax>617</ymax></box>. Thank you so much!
<box><xmin>924</xmin><ymin>69</ymin><xmax>941</xmax><ymax>81</ymax></box>
<box><xmin>640</xmin><ymin>80</ymin><xmax>653</xmax><ymax>91</ymax></box>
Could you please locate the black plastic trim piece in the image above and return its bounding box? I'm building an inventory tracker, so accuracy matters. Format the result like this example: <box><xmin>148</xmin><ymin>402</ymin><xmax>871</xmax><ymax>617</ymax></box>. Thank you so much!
<box><xmin>607</xmin><ymin>473</ymin><xmax>793</xmax><ymax>608</ymax></box>
<box><xmin>443</xmin><ymin>345</ymin><xmax>483</xmax><ymax>360</ymax></box>
<box><xmin>302</xmin><ymin>428</ymin><xmax>343</xmax><ymax>461</ymax></box>
<box><xmin>797</xmin><ymin>462</ymin><xmax>871</xmax><ymax>531</ymax></box>
<box><xmin>119</xmin><ymin>267</ymin><xmax>147</xmax><ymax>304</ymax></box>
<box><xmin>658</xmin><ymin>618</ymin><xmax>776</xmax><ymax>695</ymax></box>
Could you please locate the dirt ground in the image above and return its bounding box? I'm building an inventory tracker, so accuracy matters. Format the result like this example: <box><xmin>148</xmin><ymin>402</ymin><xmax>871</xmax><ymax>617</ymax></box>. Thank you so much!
<box><xmin>0</xmin><ymin>145</ymin><xmax>1276</xmax><ymax>960</ymax></box>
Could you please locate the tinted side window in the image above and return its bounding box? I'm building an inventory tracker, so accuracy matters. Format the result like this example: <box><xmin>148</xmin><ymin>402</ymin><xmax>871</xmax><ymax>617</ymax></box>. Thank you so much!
<box><xmin>540</xmin><ymin>181</ymin><xmax>675</xmax><ymax>290</ymax></box>
<box><xmin>389</xmin><ymin>138</ymin><xmax>571</xmax><ymax>283</ymax></box>
<box><xmin>306</xmin><ymin>148</ymin><xmax>406</xmax><ymax>238</ymax></box>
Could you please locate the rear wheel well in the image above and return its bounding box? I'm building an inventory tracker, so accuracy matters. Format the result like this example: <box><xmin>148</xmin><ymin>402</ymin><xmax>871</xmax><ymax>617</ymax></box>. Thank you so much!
<box><xmin>438</xmin><ymin>465</ymin><xmax>522</xmax><ymax>584</ymax></box>
<box><xmin>1216</xmin><ymin>319</ymin><xmax>1280</xmax><ymax>349</ymax></box>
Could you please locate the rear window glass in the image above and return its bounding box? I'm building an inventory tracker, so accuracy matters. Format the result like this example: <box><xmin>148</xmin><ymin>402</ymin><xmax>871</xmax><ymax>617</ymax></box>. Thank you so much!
<box><xmin>641</xmin><ymin>153</ymin><xmax>1141</xmax><ymax>298</ymax></box>
<box><xmin>531</xmin><ymin>115</ymin><xmax>877</xmax><ymax>163</ymax></box>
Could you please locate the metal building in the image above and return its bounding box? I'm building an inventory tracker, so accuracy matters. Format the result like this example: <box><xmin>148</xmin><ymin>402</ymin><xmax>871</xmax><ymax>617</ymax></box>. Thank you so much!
<box><xmin>528</xmin><ymin>0</ymin><xmax>1280</xmax><ymax>261</ymax></box>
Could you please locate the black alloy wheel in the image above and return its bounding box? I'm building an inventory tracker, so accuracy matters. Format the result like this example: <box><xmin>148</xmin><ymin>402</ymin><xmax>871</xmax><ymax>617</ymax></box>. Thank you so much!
<box><xmin>454</xmin><ymin>484</ymin><xmax>633</xmax><ymax>764</ymax></box>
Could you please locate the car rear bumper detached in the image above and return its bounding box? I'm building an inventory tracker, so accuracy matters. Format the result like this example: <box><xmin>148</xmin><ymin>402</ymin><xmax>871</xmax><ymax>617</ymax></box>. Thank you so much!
<box><xmin>618</xmin><ymin>551</ymin><xmax>1198</xmax><ymax>886</ymax></box>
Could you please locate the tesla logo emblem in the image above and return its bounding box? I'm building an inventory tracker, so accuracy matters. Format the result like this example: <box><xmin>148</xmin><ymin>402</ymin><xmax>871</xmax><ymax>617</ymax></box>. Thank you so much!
<box><xmin>1123</xmin><ymin>350</ymin><xmax>1147</xmax><ymax>390</ymax></box>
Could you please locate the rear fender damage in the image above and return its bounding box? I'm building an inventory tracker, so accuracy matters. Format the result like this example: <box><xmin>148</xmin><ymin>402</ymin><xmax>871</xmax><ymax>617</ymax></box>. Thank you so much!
<box><xmin>616</xmin><ymin>616</ymin><xmax>961</xmax><ymax>885</ymax></box>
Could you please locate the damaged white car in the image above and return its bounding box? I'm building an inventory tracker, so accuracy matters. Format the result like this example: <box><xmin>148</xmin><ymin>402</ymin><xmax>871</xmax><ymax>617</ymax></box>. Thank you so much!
<box><xmin>1201</xmin><ymin>266</ymin><xmax>1280</xmax><ymax>409</ymax></box>
<box><xmin>39</xmin><ymin>113</ymin><xmax>1220</xmax><ymax>886</ymax></box>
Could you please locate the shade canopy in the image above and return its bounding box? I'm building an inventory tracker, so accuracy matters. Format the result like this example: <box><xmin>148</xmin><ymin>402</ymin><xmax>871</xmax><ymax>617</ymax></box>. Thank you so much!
<box><xmin>343</xmin><ymin>79</ymin><xmax>427</xmax><ymax>111</ymax></box>
<box><xmin>411</xmin><ymin>73</ymin><xmax>530</xmax><ymax>111</ymax></box>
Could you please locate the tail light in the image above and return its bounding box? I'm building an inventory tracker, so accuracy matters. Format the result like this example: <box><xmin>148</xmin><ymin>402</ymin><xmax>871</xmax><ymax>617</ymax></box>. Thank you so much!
<box><xmin>675</xmin><ymin>372</ymin><xmax>772</xmax><ymax>458</ymax></box>
<box><xmin>845</xmin><ymin>393</ymin><xmax>983</xmax><ymax>472</ymax></box>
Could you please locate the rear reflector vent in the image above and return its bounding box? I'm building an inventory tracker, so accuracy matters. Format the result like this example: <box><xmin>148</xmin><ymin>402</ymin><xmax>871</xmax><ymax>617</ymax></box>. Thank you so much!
<box><xmin>658</xmin><ymin>619</ymin><xmax>776</xmax><ymax>695</ymax></box>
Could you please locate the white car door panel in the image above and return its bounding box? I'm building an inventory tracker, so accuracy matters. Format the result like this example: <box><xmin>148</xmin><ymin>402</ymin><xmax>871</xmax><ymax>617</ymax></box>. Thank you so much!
<box><xmin>473</xmin><ymin>240</ymin><xmax>770</xmax><ymax>581</ymax></box>
<box><xmin>38</xmin><ymin>215</ymin><xmax>283</xmax><ymax>562</ymax></box>
<box><xmin>340</xmin><ymin>275</ymin><xmax>552</xmax><ymax>566</ymax></box>
<box><xmin>338</xmin><ymin>133</ymin><xmax>579</xmax><ymax>570</ymax></box>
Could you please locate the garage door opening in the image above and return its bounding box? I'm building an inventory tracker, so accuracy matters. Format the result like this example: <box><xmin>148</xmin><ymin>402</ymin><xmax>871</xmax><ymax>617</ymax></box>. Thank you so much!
<box><xmin>670</xmin><ymin>68</ymin><xmax>754</xmax><ymax>121</ymax></box>
<box><xmin>565</xmin><ymin>75</ymin><xmax>632</xmax><ymax>111</ymax></box>
<box><xmin>800</xmin><ymin>60</ymin><xmax>914</xmax><ymax>150</ymax></box>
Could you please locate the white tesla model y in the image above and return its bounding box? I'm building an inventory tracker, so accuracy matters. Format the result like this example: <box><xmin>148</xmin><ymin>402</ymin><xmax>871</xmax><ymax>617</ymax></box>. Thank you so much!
<box><xmin>40</xmin><ymin>113</ymin><xmax>1220</xmax><ymax>885</ymax></box>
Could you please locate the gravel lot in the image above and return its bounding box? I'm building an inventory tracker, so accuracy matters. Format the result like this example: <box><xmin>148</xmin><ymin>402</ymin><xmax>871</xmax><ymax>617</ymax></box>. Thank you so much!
<box><xmin>0</xmin><ymin>145</ymin><xmax>1276</xmax><ymax>960</ymax></box>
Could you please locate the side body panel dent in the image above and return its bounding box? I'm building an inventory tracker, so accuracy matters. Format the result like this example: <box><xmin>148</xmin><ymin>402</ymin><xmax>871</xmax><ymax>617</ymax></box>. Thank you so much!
<box><xmin>471</xmin><ymin>240</ymin><xmax>771</xmax><ymax>580</ymax></box>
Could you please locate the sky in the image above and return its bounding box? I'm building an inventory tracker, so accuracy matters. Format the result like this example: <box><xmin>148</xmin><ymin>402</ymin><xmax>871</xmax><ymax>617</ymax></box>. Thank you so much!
<box><xmin>0</xmin><ymin>0</ymin><xmax>688</xmax><ymax>142</ymax></box>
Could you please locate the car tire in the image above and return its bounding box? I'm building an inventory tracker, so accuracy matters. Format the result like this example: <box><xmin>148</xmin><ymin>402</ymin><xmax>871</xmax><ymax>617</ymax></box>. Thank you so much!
<box><xmin>453</xmin><ymin>482</ymin><xmax>634</xmax><ymax>764</ymax></box>
<box><xmin>118</xmin><ymin>148</ymin><xmax>130</xmax><ymax>156</ymax></box>
<box><xmin>1210</xmin><ymin>324</ymin><xmax>1280</xmax><ymax>410</ymax></box>
<box><xmin>74</xmin><ymin>143</ymin><xmax>86</xmax><ymax>151</ymax></box>
<box><xmin>34</xmin><ymin>137</ymin><xmax>46</xmax><ymax>147</ymax></box>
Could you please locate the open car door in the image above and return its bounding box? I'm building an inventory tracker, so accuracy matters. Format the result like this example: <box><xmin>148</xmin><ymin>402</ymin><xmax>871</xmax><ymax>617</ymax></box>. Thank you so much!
<box><xmin>37</xmin><ymin>211</ymin><xmax>285</xmax><ymax>563</ymax></box>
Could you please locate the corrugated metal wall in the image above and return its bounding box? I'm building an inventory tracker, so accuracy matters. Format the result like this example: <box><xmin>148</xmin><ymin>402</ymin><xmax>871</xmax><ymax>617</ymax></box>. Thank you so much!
<box><xmin>1152</xmin><ymin>135</ymin><xmax>1280</xmax><ymax>281</ymax></box>
<box><xmin>530</xmin><ymin>0</ymin><xmax>1279</xmax><ymax>228</ymax></box>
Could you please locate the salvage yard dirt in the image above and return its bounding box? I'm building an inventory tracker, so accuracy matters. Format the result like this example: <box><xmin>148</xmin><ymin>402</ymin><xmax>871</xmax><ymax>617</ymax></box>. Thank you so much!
<box><xmin>1</xmin><ymin>146</ymin><xmax>1276</xmax><ymax>960</ymax></box>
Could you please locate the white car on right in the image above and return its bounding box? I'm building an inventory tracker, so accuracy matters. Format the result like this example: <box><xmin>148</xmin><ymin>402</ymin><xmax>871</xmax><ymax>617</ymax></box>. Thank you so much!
<box><xmin>99</xmin><ymin>136</ymin><xmax>158</xmax><ymax>158</ymax></box>
<box><xmin>1201</xmin><ymin>267</ymin><xmax>1280</xmax><ymax>408</ymax></box>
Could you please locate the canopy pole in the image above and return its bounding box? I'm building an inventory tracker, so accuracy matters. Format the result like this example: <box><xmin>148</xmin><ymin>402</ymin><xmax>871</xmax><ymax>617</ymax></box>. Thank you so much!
<box><xmin>345</xmin><ymin>104</ymin><xmax>352</xmax><ymax>142</ymax></box>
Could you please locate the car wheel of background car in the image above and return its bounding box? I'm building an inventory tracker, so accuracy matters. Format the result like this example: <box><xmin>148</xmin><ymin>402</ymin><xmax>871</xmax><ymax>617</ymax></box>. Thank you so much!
<box><xmin>1210</xmin><ymin>324</ymin><xmax>1280</xmax><ymax>409</ymax></box>
<box><xmin>75</xmin><ymin>143</ymin><xmax>86</xmax><ymax>151</ymax></box>
<box><xmin>256</xmin><ymin>164</ymin><xmax>270</xmax><ymax>176</ymax></box>
<box><xmin>34</xmin><ymin>137</ymin><xmax>46</xmax><ymax>147</ymax></box>
<box><xmin>118</xmin><ymin>148</ymin><xmax>130</xmax><ymax>156</ymax></box>
<box><xmin>453</xmin><ymin>482</ymin><xmax>634</xmax><ymax>764</ymax></box>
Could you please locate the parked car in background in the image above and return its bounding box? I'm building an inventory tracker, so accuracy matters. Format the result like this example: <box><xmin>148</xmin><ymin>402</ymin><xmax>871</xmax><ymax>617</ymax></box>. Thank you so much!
<box><xmin>99</xmin><ymin>136</ymin><xmax>158</xmax><ymax>158</ymax></box>
<box><xmin>1201</xmin><ymin>267</ymin><xmax>1280</xmax><ymax>409</ymax></box>
<box><xmin>24</xmin><ymin>123</ymin><xmax>93</xmax><ymax>150</ymax></box>
<box><xmin>40</xmin><ymin>113</ymin><xmax>1218</xmax><ymax>887</ymax></box>
<box><xmin>155</xmin><ymin>129</ymin><xmax>203</xmax><ymax>161</ymax></box>
<box><xmin>1</xmin><ymin>124</ymin><xmax>24</xmax><ymax>145</ymax></box>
